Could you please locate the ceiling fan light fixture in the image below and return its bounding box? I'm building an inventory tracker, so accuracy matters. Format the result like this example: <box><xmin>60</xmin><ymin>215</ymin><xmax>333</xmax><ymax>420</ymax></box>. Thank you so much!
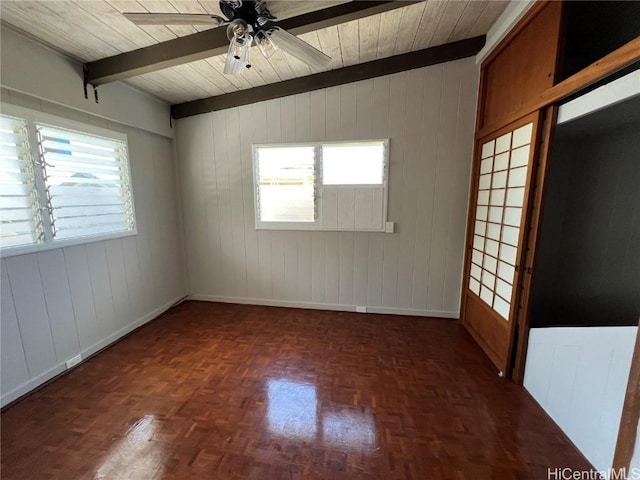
<box><xmin>267</xmin><ymin>27</ymin><xmax>331</xmax><ymax>68</ymax></box>
<box><xmin>226</xmin><ymin>18</ymin><xmax>249</xmax><ymax>41</ymax></box>
<box><xmin>255</xmin><ymin>30</ymin><xmax>278</xmax><ymax>58</ymax></box>
<box><xmin>224</xmin><ymin>33</ymin><xmax>253</xmax><ymax>75</ymax></box>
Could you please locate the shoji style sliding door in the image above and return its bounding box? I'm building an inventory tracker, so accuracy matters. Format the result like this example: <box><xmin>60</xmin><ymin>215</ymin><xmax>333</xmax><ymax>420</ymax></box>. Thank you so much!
<box><xmin>461</xmin><ymin>112</ymin><xmax>541</xmax><ymax>375</ymax></box>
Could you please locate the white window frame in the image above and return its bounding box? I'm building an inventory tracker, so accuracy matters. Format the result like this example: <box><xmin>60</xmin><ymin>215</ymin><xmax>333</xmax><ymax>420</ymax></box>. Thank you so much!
<box><xmin>252</xmin><ymin>139</ymin><xmax>389</xmax><ymax>231</ymax></box>
<box><xmin>0</xmin><ymin>104</ymin><xmax>137</xmax><ymax>258</ymax></box>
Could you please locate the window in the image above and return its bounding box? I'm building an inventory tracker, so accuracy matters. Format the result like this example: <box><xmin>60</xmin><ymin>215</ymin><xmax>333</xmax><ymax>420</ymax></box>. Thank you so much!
<box><xmin>0</xmin><ymin>106</ymin><xmax>136</xmax><ymax>256</ymax></box>
<box><xmin>255</xmin><ymin>145</ymin><xmax>316</xmax><ymax>223</ymax></box>
<box><xmin>253</xmin><ymin>140</ymin><xmax>388</xmax><ymax>231</ymax></box>
<box><xmin>322</xmin><ymin>142</ymin><xmax>385</xmax><ymax>185</ymax></box>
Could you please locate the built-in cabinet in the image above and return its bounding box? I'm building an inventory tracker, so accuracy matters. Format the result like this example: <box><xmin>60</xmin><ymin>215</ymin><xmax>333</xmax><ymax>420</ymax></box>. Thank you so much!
<box><xmin>461</xmin><ymin>0</ymin><xmax>640</xmax><ymax>380</ymax></box>
<box><xmin>460</xmin><ymin>0</ymin><xmax>639</xmax><ymax>472</ymax></box>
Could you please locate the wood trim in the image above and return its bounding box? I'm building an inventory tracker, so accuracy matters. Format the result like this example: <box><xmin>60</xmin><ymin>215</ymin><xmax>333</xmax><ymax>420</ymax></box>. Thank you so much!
<box><xmin>476</xmin><ymin>35</ymin><xmax>640</xmax><ymax>139</ymax></box>
<box><xmin>170</xmin><ymin>36</ymin><xmax>486</xmax><ymax>118</ymax></box>
<box><xmin>481</xmin><ymin>0</ymin><xmax>551</xmax><ymax>67</ymax></box>
<box><xmin>511</xmin><ymin>105</ymin><xmax>558</xmax><ymax>383</ymax></box>
<box><xmin>85</xmin><ymin>1</ymin><xmax>417</xmax><ymax>85</ymax></box>
<box><xmin>613</xmin><ymin>322</ymin><xmax>640</xmax><ymax>471</ymax></box>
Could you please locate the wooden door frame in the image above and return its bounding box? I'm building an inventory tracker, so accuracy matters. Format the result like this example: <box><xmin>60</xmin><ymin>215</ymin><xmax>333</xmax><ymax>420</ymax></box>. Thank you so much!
<box><xmin>511</xmin><ymin>105</ymin><xmax>558</xmax><ymax>383</ymax></box>
<box><xmin>460</xmin><ymin>110</ymin><xmax>542</xmax><ymax>376</ymax></box>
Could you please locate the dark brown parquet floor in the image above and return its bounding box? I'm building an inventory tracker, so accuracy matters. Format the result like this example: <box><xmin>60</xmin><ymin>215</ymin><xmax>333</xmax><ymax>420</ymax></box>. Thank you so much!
<box><xmin>1</xmin><ymin>301</ymin><xmax>594</xmax><ymax>480</ymax></box>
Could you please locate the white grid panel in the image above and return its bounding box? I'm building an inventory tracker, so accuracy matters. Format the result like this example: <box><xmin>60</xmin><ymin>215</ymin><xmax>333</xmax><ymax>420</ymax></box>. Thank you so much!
<box><xmin>468</xmin><ymin>123</ymin><xmax>533</xmax><ymax>320</ymax></box>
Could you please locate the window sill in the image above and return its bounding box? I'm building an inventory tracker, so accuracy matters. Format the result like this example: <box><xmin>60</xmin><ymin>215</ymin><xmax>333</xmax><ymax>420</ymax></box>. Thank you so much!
<box><xmin>0</xmin><ymin>229</ymin><xmax>138</xmax><ymax>259</ymax></box>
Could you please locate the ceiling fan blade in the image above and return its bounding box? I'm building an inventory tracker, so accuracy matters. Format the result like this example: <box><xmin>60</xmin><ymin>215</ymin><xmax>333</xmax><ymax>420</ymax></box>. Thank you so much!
<box><xmin>267</xmin><ymin>28</ymin><xmax>331</xmax><ymax>68</ymax></box>
<box><xmin>123</xmin><ymin>13</ymin><xmax>227</xmax><ymax>26</ymax></box>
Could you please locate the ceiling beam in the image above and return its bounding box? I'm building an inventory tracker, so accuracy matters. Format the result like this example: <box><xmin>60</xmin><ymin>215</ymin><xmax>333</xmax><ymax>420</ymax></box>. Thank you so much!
<box><xmin>85</xmin><ymin>1</ymin><xmax>419</xmax><ymax>85</ymax></box>
<box><xmin>171</xmin><ymin>36</ymin><xmax>486</xmax><ymax>119</ymax></box>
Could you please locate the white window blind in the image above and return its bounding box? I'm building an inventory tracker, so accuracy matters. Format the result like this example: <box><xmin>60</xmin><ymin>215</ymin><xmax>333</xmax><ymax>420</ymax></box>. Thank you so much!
<box><xmin>255</xmin><ymin>145</ymin><xmax>316</xmax><ymax>223</ymax></box>
<box><xmin>37</xmin><ymin>124</ymin><xmax>135</xmax><ymax>240</ymax></box>
<box><xmin>0</xmin><ymin>107</ymin><xmax>137</xmax><ymax>257</ymax></box>
<box><xmin>0</xmin><ymin>115</ymin><xmax>44</xmax><ymax>248</ymax></box>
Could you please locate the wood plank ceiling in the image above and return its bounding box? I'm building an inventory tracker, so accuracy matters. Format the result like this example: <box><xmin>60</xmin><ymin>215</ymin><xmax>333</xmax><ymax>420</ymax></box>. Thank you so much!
<box><xmin>0</xmin><ymin>1</ymin><xmax>508</xmax><ymax>105</ymax></box>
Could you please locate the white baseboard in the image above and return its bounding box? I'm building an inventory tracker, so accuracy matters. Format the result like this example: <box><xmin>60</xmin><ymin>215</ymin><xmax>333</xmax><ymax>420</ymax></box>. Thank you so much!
<box><xmin>189</xmin><ymin>294</ymin><xmax>459</xmax><ymax>319</ymax></box>
<box><xmin>1</xmin><ymin>295</ymin><xmax>184</xmax><ymax>408</ymax></box>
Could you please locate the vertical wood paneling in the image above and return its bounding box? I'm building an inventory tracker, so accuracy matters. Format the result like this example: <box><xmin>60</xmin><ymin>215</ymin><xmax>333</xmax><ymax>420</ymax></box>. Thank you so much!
<box><xmin>427</xmin><ymin>61</ymin><xmax>463</xmax><ymax>311</ymax></box>
<box><xmin>382</xmin><ymin>72</ymin><xmax>407</xmax><ymax>307</ymax></box>
<box><xmin>354</xmin><ymin>79</ymin><xmax>375</xmax><ymax>316</ymax></box>
<box><xmin>5</xmin><ymin>255</ymin><xmax>56</xmax><ymax>377</ymax></box>
<box><xmin>64</xmin><ymin>245</ymin><xmax>99</xmax><ymax>350</ymax></box>
<box><xmin>396</xmin><ymin>68</ymin><xmax>425</xmax><ymax>308</ymax></box>
<box><xmin>252</xmin><ymin>101</ymin><xmax>272</xmax><ymax>300</ymax></box>
<box><xmin>178</xmin><ymin>57</ymin><xmax>478</xmax><ymax>315</ymax></box>
<box><xmin>201</xmin><ymin>114</ymin><xmax>223</xmax><ymax>295</ymax></box>
<box><xmin>127</xmin><ymin>130</ymin><xmax>160</xmax><ymax>314</ymax></box>
<box><xmin>1</xmin><ymin>95</ymin><xmax>187</xmax><ymax>405</ymax></box>
<box><xmin>85</xmin><ymin>242</ymin><xmax>117</xmax><ymax>338</ymax></box>
<box><xmin>212</xmin><ymin>111</ymin><xmax>234</xmax><ymax>297</ymax></box>
<box><xmin>239</xmin><ymin>105</ymin><xmax>260</xmax><ymax>299</ymax></box>
<box><xmin>226</xmin><ymin>108</ymin><xmax>248</xmax><ymax>298</ymax></box>
<box><xmin>412</xmin><ymin>64</ymin><xmax>443</xmax><ymax>309</ymax></box>
<box><xmin>36</xmin><ymin>249</ymin><xmax>80</xmax><ymax>361</ymax></box>
<box><xmin>1</xmin><ymin>260</ymin><xmax>30</xmax><ymax>391</ymax></box>
<box><xmin>524</xmin><ymin>327</ymin><xmax>637</xmax><ymax>472</ymax></box>
<box><xmin>105</xmin><ymin>239</ymin><xmax>133</xmax><ymax>330</ymax></box>
<box><xmin>121</xmin><ymin>236</ymin><xmax>143</xmax><ymax>320</ymax></box>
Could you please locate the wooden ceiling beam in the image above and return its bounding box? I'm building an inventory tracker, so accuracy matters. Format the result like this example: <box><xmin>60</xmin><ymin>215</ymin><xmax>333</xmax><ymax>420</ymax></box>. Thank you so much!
<box><xmin>85</xmin><ymin>1</ymin><xmax>418</xmax><ymax>85</ymax></box>
<box><xmin>171</xmin><ymin>36</ymin><xmax>486</xmax><ymax>119</ymax></box>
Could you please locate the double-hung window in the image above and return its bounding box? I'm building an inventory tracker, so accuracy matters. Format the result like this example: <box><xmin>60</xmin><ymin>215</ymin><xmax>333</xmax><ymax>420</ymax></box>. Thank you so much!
<box><xmin>0</xmin><ymin>106</ymin><xmax>136</xmax><ymax>256</ymax></box>
<box><xmin>253</xmin><ymin>140</ymin><xmax>388</xmax><ymax>231</ymax></box>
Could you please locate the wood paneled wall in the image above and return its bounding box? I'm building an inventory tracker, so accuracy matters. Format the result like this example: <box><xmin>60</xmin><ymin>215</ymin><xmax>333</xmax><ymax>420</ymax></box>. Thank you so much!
<box><xmin>479</xmin><ymin>1</ymin><xmax>563</xmax><ymax>130</ymax></box>
<box><xmin>177</xmin><ymin>57</ymin><xmax>479</xmax><ymax>317</ymax></box>
<box><xmin>0</xmin><ymin>89</ymin><xmax>188</xmax><ymax>407</ymax></box>
<box><xmin>524</xmin><ymin>326</ymin><xmax>637</xmax><ymax>472</ymax></box>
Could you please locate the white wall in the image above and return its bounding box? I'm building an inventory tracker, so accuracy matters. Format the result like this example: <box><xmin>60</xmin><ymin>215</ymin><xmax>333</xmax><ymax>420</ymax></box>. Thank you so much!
<box><xmin>0</xmin><ymin>26</ymin><xmax>173</xmax><ymax>139</ymax></box>
<box><xmin>524</xmin><ymin>327</ymin><xmax>637</xmax><ymax>472</ymax></box>
<box><xmin>176</xmin><ymin>57</ymin><xmax>479</xmax><ymax>317</ymax></box>
<box><xmin>0</xmin><ymin>89</ymin><xmax>188</xmax><ymax>407</ymax></box>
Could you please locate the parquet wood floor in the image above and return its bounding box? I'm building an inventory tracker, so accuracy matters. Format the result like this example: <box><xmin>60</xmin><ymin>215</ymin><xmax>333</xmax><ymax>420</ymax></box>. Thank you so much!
<box><xmin>1</xmin><ymin>301</ymin><xmax>594</xmax><ymax>479</ymax></box>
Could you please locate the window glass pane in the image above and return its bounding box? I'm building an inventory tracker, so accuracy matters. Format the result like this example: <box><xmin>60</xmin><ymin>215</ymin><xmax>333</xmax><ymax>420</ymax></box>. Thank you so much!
<box><xmin>257</xmin><ymin>146</ymin><xmax>315</xmax><ymax>222</ymax></box>
<box><xmin>37</xmin><ymin>124</ymin><xmax>135</xmax><ymax>240</ymax></box>
<box><xmin>0</xmin><ymin>115</ymin><xmax>43</xmax><ymax>248</ymax></box>
<box><xmin>322</xmin><ymin>142</ymin><xmax>384</xmax><ymax>185</ymax></box>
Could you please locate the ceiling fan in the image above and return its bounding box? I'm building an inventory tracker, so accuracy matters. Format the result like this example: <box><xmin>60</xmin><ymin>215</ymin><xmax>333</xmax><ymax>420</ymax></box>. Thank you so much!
<box><xmin>123</xmin><ymin>0</ymin><xmax>331</xmax><ymax>76</ymax></box>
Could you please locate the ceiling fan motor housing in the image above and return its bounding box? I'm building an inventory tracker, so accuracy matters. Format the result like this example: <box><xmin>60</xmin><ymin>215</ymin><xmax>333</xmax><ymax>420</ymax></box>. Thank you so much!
<box><xmin>220</xmin><ymin>0</ymin><xmax>275</xmax><ymax>33</ymax></box>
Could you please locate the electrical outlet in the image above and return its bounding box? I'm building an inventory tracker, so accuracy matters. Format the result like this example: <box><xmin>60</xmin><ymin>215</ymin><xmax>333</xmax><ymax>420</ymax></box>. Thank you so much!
<box><xmin>65</xmin><ymin>354</ymin><xmax>82</xmax><ymax>370</ymax></box>
<box><xmin>356</xmin><ymin>306</ymin><xmax>367</xmax><ymax>313</ymax></box>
